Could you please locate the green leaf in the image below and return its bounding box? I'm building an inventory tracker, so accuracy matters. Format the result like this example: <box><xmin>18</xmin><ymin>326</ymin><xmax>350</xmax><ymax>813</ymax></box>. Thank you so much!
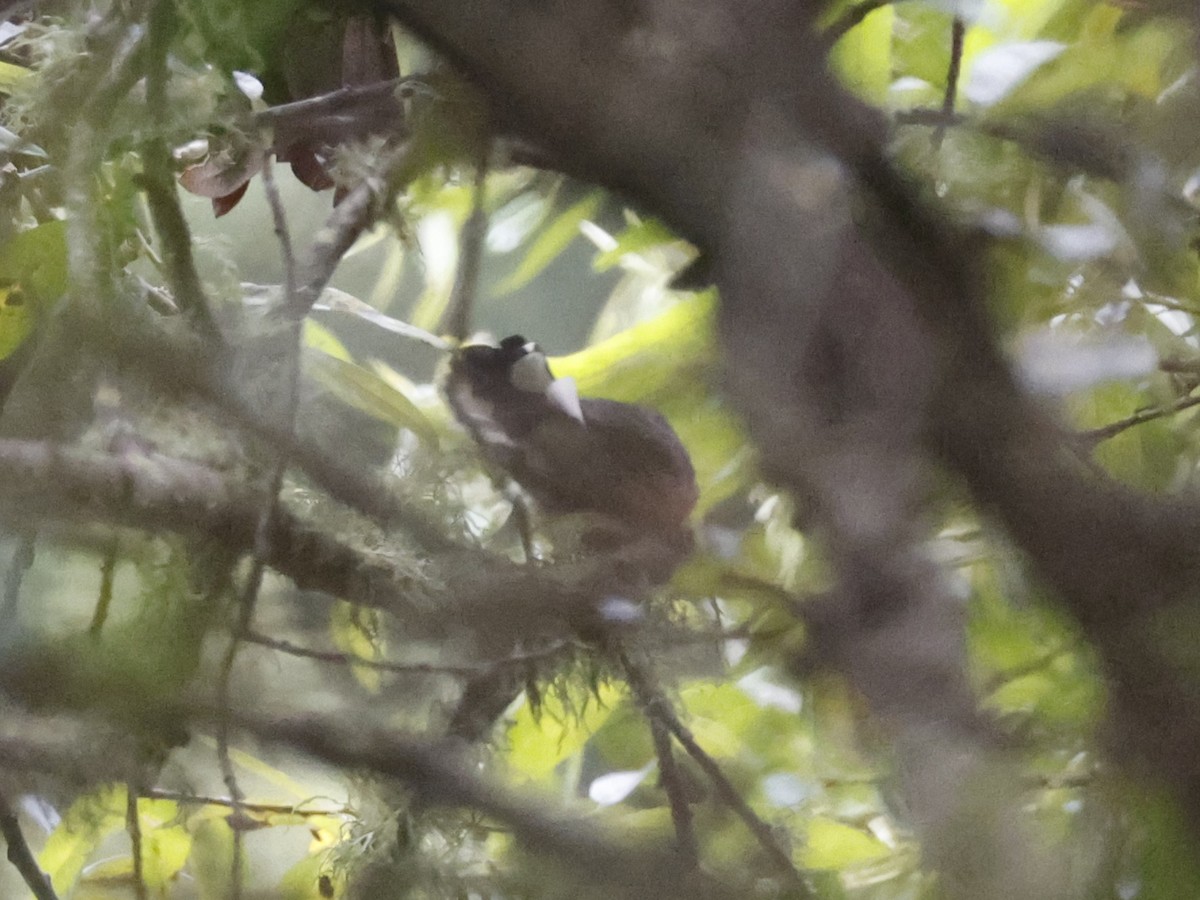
<box><xmin>494</xmin><ymin>191</ymin><xmax>603</xmax><ymax>294</ymax></box>
<box><xmin>303</xmin><ymin>320</ymin><xmax>352</xmax><ymax>362</ymax></box>
<box><xmin>329</xmin><ymin>600</ymin><xmax>384</xmax><ymax>693</ymax></box>
<box><xmin>0</xmin><ymin>220</ymin><xmax>69</xmax><ymax>359</ymax></box>
<box><xmin>306</xmin><ymin>348</ymin><xmax>439</xmax><ymax>446</ymax></box>
<box><xmin>40</xmin><ymin>785</ymin><xmax>126</xmax><ymax>894</ymax></box>
<box><xmin>829</xmin><ymin>3</ymin><xmax>894</xmax><ymax>103</ymax></box>
<box><xmin>0</xmin><ymin>58</ymin><xmax>29</xmax><ymax>93</ymax></box>
<box><xmin>801</xmin><ymin>817</ymin><xmax>890</xmax><ymax>870</ymax></box>
<box><xmin>279</xmin><ymin>851</ymin><xmax>343</xmax><ymax>899</ymax></box>
<box><xmin>507</xmin><ymin>681</ymin><xmax>623</xmax><ymax>781</ymax></box>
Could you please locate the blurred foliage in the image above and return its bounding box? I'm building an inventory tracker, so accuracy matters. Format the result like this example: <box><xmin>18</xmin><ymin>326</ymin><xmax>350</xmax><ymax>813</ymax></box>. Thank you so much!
<box><xmin>0</xmin><ymin>0</ymin><xmax>1196</xmax><ymax>897</ymax></box>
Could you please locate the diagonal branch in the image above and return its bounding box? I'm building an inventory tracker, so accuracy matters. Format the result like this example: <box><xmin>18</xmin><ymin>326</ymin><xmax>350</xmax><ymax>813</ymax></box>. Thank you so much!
<box><xmin>0</xmin><ymin>791</ymin><xmax>58</xmax><ymax>900</ymax></box>
<box><xmin>233</xmin><ymin>712</ymin><xmax>739</xmax><ymax>900</ymax></box>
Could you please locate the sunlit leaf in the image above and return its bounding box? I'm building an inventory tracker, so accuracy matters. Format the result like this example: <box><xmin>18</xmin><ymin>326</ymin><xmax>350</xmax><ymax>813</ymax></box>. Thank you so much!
<box><xmin>0</xmin><ymin>57</ymin><xmax>29</xmax><ymax>92</ymax></box>
<box><xmin>507</xmin><ymin>681</ymin><xmax>624</xmax><ymax>781</ymax></box>
<box><xmin>279</xmin><ymin>851</ymin><xmax>344</xmax><ymax>899</ymax></box>
<box><xmin>829</xmin><ymin>3</ymin><xmax>895</xmax><ymax>103</ymax></box>
<box><xmin>965</xmin><ymin>40</ymin><xmax>1066</xmax><ymax>106</ymax></box>
<box><xmin>0</xmin><ymin>219</ymin><xmax>68</xmax><ymax>303</ymax></box>
<box><xmin>801</xmin><ymin>817</ymin><xmax>890</xmax><ymax>870</ymax></box>
<box><xmin>40</xmin><ymin>785</ymin><xmax>126</xmax><ymax>894</ymax></box>
<box><xmin>304</xmin><ymin>320</ymin><xmax>353</xmax><ymax>361</ymax></box>
<box><xmin>329</xmin><ymin>600</ymin><xmax>384</xmax><ymax>693</ymax></box>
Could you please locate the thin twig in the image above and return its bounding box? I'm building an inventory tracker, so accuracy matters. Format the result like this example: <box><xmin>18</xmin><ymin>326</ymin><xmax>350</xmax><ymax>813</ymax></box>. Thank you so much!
<box><xmin>261</xmin><ymin>154</ymin><xmax>298</xmax><ymax>301</ymax></box>
<box><xmin>2</xmin><ymin>530</ymin><xmax>34</xmax><ymax>621</ymax></box>
<box><xmin>933</xmin><ymin>17</ymin><xmax>965</xmax><ymax>149</ymax></box>
<box><xmin>243</xmin><ymin>630</ymin><xmax>568</xmax><ymax>676</ymax></box>
<box><xmin>979</xmin><ymin>644</ymin><xmax>1067</xmax><ymax>699</ymax></box>
<box><xmin>142</xmin><ymin>788</ymin><xmax>354</xmax><ymax>819</ymax></box>
<box><xmin>0</xmin><ymin>791</ymin><xmax>59</xmax><ymax>900</ymax></box>
<box><xmin>257</xmin><ymin>77</ymin><xmax>412</xmax><ymax>124</ymax></box>
<box><xmin>648</xmin><ymin>714</ymin><xmax>698</xmax><ymax>867</ymax></box>
<box><xmin>126</xmin><ymin>784</ymin><xmax>148</xmax><ymax>900</ymax></box>
<box><xmin>1081</xmin><ymin>393</ymin><xmax>1200</xmax><ymax>444</ymax></box>
<box><xmin>617</xmin><ymin>649</ymin><xmax>808</xmax><ymax>892</ymax></box>
<box><xmin>88</xmin><ymin>538</ymin><xmax>119</xmax><ymax>638</ymax></box>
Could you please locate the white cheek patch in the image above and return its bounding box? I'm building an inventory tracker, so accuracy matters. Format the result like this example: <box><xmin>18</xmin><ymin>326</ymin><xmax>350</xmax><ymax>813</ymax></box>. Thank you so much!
<box><xmin>546</xmin><ymin>377</ymin><xmax>585</xmax><ymax>424</ymax></box>
<box><xmin>510</xmin><ymin>352</ymin><xmax>554</xmax><ymax>393</ymax></box>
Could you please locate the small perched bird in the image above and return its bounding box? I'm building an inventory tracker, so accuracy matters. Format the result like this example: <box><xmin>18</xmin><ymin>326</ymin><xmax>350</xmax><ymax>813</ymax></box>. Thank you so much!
<box><xmin>446</xmin><ymin>335</ymin><xmax>698</xmax><ymax>540</ymax></box>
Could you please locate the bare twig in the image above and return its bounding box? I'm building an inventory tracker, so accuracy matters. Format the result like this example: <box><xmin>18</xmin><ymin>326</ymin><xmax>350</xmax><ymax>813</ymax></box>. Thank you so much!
<box><xmin>933</xmin><ymin>17</ymin><xmax>966</xmax><ymax>149</ymax></box>
<box><xmin>0</xmin><ymin>791</ymin><xmax>58</xmax><ymax>900</ymax></box>
<box><xmin>88</xmin><ymin>538</ymin><xmax>119</xmax><ymax>638</ymax></box>
<box><xmin>2</xmin><ymin>530</ymin><xmax>34</xmax><ymax>621</ymax></box>
<box><xmin>648</xmin><ymin>714</ymin><xmax>698</xmax><ymax>867</ymax></box>
<box><xmin>261</xmin><ymin>155</ymin><xmax>298</xmax><ymax>302</ymax></box>
<box><xmin>257</xmin><ymin>77</ymin><xmax>412</xmax><ymax>125</ymax></box>
<box><xmin>143</xmin><ymin>788</ymin><xmax>354</xmax><ymax>819</ymax></box>
<box><xmin>243</xmin><ymin>630</ymin><xmax>569</xmax><ymax>677</ymax></box>
<box><xmin>1080</xmin><ymin>393</ymin><xmax>1200</xmax><ymax>445</ymax></box>
<box><xmin>126</xmin><ymin>784</ymin><xmax>148</xmax><ymax>900</ymax></box>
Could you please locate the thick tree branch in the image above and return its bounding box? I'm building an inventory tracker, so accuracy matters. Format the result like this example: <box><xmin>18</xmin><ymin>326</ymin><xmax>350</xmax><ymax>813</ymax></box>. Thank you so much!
<box><xmin>234</xmin><ymin>712</ymin><xmax>739</xmax><ymax>900</ymax></box>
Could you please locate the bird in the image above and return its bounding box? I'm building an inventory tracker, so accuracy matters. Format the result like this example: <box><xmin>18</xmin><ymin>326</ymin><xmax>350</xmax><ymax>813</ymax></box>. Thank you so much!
<box><xmin>445</xmin><ymin>335</ymin><xmax>698</xmax><ymax>542</ymax></box>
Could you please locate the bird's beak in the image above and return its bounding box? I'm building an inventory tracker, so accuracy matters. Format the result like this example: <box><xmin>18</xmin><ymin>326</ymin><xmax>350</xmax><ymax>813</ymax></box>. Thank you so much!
<box><xmin>545</xmin><ymin>376</ymin><xmax>585</xmax><ymax>424</ymax></box>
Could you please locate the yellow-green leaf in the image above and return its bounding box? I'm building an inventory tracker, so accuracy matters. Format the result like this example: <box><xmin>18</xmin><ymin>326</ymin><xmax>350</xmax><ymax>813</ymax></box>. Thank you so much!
<box><xmin>306</xmin><ymin>348</ymin><xmax>439</xmax><ymax>445</ymax></box>
<box><xmin>40</xmin><ymin>785</ymin><xmax>126</xmax><ymax>894</ymax></box>
<box><xmin>304</xmin><ymin>320</ymin><xmax>353</xmax><ymax>362</ymax></box>
<box><xmin>0</xmin><ymin>221</ymin><xmax>69</xmax><ymax>360</ymax></box>
<box><xmin>802</xmin><ymin>817</ymin><xmax>890</xmax><ymax>870</ymax></box>
<box><xmin>278</xmin><ymin>851</ymin><xmax>344</xmax><ymax>900</ymax></box>
<box><xmin>829</xmin><ymin>4</ymin><xmax>895</xmax><ymax>103</ymax></box>
<box><xmin>0</xmin><ymin>58</ymin><xmax>29</xmax><ymax>93</ymax></box>
<box><xmin>330</xmin><ymin>599</ymin><xmax>384</xmax><ymax>693</ymax></box>
<box><xmin>507</xmin><ymin>681</ymin><xmax>624</xmax><ymax>781</ymax></box>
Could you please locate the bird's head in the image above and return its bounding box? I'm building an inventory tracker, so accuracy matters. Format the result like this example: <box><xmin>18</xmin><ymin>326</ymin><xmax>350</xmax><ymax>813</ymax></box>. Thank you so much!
<box><xmin>449</xmin><ymin>335</ymin><xmax>584</xmax><ymax>428</ymax></box>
